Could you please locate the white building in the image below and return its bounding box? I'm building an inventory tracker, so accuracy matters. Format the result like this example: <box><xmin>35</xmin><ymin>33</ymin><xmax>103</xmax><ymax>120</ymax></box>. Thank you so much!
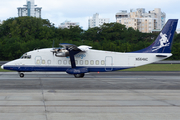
<box><xmin>88</xmin><ymin>13</ymin><xmax>110</xmax><ymax>28</ymax></box>
<box><xmin>59</xmin><ymin>21</ymin><xmax>79</xmax><ymax>29</ymax></box>
<box><xmin>176</xmin><ymin>28</ymin><xmax>180</xmax><ymax>34</ymax></box>
<box><xmin>115</xmin><ymin>8</ymin><xmax>166</xmax><ymax>33</ymax></box>
<box><xmin>17</xmin><ymin>0</ymin><xmax>42</xmax><ymax>18</ymax></box>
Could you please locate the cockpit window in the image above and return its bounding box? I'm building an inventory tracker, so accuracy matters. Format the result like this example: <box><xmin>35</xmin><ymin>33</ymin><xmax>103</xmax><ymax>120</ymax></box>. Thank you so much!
<box><xmin>20</xmin><ymin>53</ymin><xmax>31</xmax><ymax>59</ymax></box>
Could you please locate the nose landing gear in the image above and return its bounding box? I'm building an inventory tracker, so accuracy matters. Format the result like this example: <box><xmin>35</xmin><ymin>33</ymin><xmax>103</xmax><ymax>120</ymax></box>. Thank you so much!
<box><xmin>18</xmin><ymin>72</ymin><xmax>24</xmax><ymax>78</ymax></box>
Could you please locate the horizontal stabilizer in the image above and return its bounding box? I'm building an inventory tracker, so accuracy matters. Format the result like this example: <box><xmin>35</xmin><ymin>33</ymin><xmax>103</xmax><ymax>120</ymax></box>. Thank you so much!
<box><xmin>156</xmin><ymin>55</ymin><xmax>168</xmax><ymax>57</ymax></box>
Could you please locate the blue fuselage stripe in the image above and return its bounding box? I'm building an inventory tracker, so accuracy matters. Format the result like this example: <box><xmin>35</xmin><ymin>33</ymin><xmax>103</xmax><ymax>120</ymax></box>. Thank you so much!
<box><xmin>3</xmin><ymin>65</ymin><xmax>131</xmax><ymax>72</ymax></box>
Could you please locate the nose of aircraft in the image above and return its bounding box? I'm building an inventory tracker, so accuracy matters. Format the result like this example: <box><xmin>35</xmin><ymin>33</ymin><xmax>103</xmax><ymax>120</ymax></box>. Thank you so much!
<box><xmin>1</xmin><ymin>65</ymin><xmax>4</xmax><ymax>69</ymax></box>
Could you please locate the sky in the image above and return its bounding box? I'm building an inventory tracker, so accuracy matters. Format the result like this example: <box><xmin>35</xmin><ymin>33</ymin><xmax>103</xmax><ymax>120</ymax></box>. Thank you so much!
<box><xmin>0</xmin><ymin>0</ymin><xmax>180</xmax><ymax>30</ymax></box>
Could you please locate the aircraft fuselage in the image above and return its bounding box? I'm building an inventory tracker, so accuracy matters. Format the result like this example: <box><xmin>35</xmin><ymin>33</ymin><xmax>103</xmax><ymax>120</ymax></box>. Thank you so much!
<box><xmin>2</xmin><ymin>48</ymin><xmax>171</xmax><ymax>72</ymax></box>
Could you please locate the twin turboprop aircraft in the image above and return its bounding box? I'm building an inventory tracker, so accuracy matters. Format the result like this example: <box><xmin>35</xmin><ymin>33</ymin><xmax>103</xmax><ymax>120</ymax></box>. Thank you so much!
<box><xmin>1</xmin><ymin>19</ymin><xmax>178</xmax><ymax>78</ymax></box>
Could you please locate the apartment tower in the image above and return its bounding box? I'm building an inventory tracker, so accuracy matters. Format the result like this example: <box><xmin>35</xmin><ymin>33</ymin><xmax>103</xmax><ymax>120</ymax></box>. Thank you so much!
<box><xmin>17</xmin><ymin>0</ymin><xmax>42</xmax><ymax>18</ymax></box>
<box><xmin>115</xmin><ymin>8</ymin><xmax>166</xmax><ymax>33</ymax></box>
<box><xmin>88</xmin><ymin>13</ymin><xmax>110</xmax><ymax>28</ymax></box>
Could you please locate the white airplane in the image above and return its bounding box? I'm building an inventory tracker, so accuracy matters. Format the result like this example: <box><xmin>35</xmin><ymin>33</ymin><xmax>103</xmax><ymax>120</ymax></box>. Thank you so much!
<box><xmin>1</xmin><ymin>19</ymin><xmax>178</xmax><ymax>78</ymax></box>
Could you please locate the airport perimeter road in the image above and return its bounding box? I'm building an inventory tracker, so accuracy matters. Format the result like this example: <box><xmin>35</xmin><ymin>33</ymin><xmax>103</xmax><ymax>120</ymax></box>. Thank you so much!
<box><xmin>0</xmin><ymin>72</ymin><xmax>180</xmax><ymax>120</ymax></box>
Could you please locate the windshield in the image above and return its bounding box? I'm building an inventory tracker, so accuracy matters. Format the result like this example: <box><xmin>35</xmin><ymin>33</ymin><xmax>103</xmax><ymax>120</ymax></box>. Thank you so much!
<box><xmin>20</xmin><ymin>53</ymin><xmax>31</xmax><ymax>59</ymax></box>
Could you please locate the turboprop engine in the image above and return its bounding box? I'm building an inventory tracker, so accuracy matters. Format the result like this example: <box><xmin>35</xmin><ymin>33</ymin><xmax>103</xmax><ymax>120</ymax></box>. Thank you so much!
<box><xmin>51</xmin><ymin>48</ymin><xmax>69</xmax><ymax>57</ymax></box>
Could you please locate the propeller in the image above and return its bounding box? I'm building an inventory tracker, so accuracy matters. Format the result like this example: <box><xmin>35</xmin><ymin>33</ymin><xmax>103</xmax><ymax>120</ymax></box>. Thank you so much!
<box><xmin>50</xmin><ymin>41</ymin><xmax>69</xmax><ymax>57</ymax></box>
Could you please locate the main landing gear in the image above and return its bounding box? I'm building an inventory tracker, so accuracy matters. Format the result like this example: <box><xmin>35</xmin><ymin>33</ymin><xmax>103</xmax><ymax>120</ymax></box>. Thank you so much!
<box><xmin>74</xmin><ymin>73</ymin><xmax>85</xmax><ymax>78</ymax></box>
<box><xmin>18</xmin><ymin>72</ymin><xmax>24</xmax><ymax>78</ymax></box>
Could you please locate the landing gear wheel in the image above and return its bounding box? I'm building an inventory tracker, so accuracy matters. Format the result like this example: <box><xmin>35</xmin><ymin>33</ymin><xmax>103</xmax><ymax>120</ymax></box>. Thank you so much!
<box><xmin>19</xmin><ymin>73</ymin><xmax>24</xmax><ymax>78</ymax></box>
<box><xmin>74</xmin><ymin>73</ymin><xmax>85</xmax><ymax>78</ymax></box>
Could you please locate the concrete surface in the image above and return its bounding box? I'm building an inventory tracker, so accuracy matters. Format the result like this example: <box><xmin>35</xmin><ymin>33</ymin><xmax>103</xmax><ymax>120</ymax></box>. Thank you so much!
<box><xmin>0</xmin><ymin>72</ymin><xmax>180</xmax><ymax>120</ymax></box>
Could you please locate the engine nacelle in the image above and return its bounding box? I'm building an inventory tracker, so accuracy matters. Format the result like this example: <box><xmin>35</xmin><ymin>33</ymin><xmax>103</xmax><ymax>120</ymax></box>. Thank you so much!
<box><xmin>55</xmin><ymin>51</ymin><xmax>69</xmax><ymax>57</ymax></box>
<box><xmin>51</xmin><ymin>48</ymin><xmax>69</xmax><ymax>57</ymax></box>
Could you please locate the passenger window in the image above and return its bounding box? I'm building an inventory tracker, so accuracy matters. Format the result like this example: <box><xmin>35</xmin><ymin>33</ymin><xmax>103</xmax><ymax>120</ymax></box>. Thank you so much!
<box><xmin>42</xmin><ymin>60</ymin><xmax>45</xmax><ymax>64</ymax></box>
<box><xmin>85</xmin><ymin>60</ymin><xmax>89</xmax><ymax>65</ymax></box>
<box><xmin>68</xmin><ymin>60</ymin><xmax>78</xmax><ymax>65</ymax></box>
<box><xmin>80</xmin><ymin>60</ymin><xmax>83</xmax><ymax>65</ymax></box>
<box><xmin>63</xmin><ymin>60</ymin><xmax>67</xmax><ymax>65</ymax></box>
<box><xmin>96</xmin><ymin>60</ymin><xmax>99</xmax><ymax>65</ymax></box>
<box><xmin>90</xmin><ymin>60</ymin><xmax>94</xmax><ymax>65</ymax></box>
<box><xmin>58</xmin><ymin>60</ymin><xmax>62</xmax><ymax>65</ymax></box>
<box><xmin>101</xmin><ymin>60</ymin><xmax>105</xmax><ymax>65</ymax></box>
<box><xmin>47</xmin><ymin>60</ymin><xmax>51</xmax><ymax>64</ymax></box>
<box><xmin>36</xmin><ymin>60</ymin><xmax>40</xmax><ymax>64</ymax></box>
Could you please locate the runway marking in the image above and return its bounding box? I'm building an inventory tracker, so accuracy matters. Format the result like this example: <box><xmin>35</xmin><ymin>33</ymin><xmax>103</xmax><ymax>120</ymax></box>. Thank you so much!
<box><xmin>0</xmin><ymin>104</ymin><xmax>177</xmax><ymax>107</ymax></box>
<box><xmin>39</xmin><ymin>78</ymin><xmax>48</xmax><ymax>120</ymax></box>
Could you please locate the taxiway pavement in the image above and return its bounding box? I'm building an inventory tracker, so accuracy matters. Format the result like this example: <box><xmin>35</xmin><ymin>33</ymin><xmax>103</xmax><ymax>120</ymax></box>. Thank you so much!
<box><xmin>0</xmin><ymin>71</ymin><xmax>180</xmax><ymax>120</ymax></box>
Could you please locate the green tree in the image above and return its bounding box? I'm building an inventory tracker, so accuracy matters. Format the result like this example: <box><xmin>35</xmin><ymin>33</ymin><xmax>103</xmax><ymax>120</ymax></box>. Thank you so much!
<box><xmin>0</xmin><ymin>17</ymin><xmax>180</xmax><ymax>60</ymax></box>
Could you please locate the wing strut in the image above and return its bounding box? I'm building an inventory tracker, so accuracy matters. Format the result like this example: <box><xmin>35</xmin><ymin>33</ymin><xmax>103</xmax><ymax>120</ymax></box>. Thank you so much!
<box><xmin>68</xmin><ymin>50</ymin><xmax>79</xmax><ymax>68</ymax></box>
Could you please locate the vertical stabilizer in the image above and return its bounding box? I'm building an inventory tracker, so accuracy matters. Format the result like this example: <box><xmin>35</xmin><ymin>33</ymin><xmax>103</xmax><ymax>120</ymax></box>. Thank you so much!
<box><xmin>134</xmin><ymin>19</ymin><xmax>178</xmax><ymax>53</ymax></box>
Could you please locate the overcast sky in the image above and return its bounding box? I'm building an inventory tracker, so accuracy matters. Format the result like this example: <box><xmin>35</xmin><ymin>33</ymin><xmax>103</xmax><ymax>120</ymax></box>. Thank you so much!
<box><xmin>1</xmin><ymin>0</ymin><xmax>180</xmax><ymax>29</ymax></box>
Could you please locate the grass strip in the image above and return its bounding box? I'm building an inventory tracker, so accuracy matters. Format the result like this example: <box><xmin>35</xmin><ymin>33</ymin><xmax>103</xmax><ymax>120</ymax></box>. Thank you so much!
<box><xmin>122</xmin><ymin>64</ymin><xmax>180</xmax><ymax>71</ymax></box>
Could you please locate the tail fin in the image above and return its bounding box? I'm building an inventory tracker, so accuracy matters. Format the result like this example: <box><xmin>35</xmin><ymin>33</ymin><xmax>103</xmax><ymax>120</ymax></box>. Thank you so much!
<box><xmin>134</xmin><ymin>19</ymin><xmax>178</xmax><ymax>53</ymax></box>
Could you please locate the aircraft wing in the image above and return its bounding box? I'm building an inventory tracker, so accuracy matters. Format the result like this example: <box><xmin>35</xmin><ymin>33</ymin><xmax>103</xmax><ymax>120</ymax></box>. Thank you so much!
<box><xmin>60</xmin><ymin>43</ymin><xmax>80</xmax><ymax>51</ymax></box>
<box><xmin>60</xmin><ymin>43</ymin><xmax>92</xmax><ymax>52</ymax></box>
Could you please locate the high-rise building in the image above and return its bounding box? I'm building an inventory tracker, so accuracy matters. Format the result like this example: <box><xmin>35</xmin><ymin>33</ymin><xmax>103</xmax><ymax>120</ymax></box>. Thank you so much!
<box><xmin>115</xmin><ymin>8</ymin><xmax>166</xmax><ymax>33</ymax></box>
<box><xmin>59</xmin><ymin>20</ymin><xmax>79</xmax><ymax>29</ymax></box>
<box><xmin>88</xmin><ymin>13</ymin><xmax>110</xmax><ymax>28</ymax></box>
<box><xmin>17</xmin><ymin>0</ymin><xmax>42</xmax><ymax>18</ymax></box>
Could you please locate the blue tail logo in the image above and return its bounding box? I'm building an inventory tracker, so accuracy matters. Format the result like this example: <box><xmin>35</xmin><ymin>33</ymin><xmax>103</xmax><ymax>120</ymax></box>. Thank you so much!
<box><xmin>152</xmin><ymin>32</ymin><xmax>170</xmax><ymax>52</ymax></box>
